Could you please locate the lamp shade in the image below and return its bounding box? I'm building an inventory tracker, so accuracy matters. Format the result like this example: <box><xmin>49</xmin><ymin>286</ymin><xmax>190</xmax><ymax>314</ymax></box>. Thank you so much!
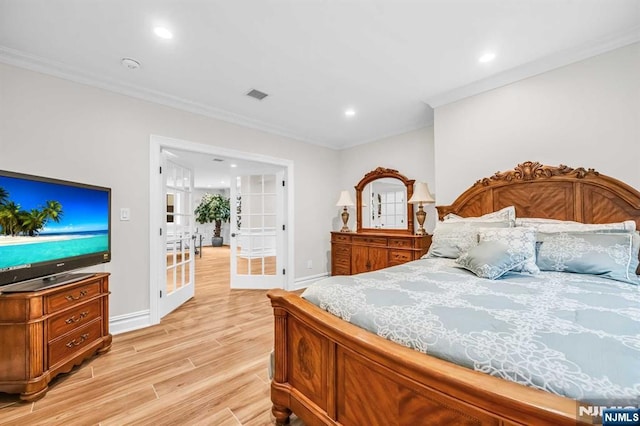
<box><xmin>336</xmin><ymin>190</ymin><xmax>355</xmax><ymax>207</ymax></box>
<box><xmin>408</xmin><ymin>182</ymin><xmax>435</xmax><ymax>204</ymax></box>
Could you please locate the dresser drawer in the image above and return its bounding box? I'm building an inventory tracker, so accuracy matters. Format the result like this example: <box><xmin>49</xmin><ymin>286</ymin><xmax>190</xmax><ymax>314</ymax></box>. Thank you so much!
<box><xmin>332</xmin><ymin>233</ymin><xmax>352</xmax><ymax>243</ymax></box>
<box><xmin>388</xmin><ymin>238</ymin><xmax>413</xmax><ymax>249</ymax></box>
<box><xmin>352</xmin><ymin>236</ymin><xmax>387</xmax><ymax>247</ymax></box>
<box><xmin>334</xmin><ymin>256</ymin><xmax>350</xmax><ymax>268</ymax></box>
<box><xmin>46</xmin><ymin>281</ymin><xmax>101</xmax><ymax>313</ymax></box>
<box><xmin>333</xmin><ymin>244</ymin><xmax>351</xmax><ymax>257</ymax></box>
<box><xmin>388</xmin><ymin>250</ymin><xmax>413</xmax><ymax>265</ymax></box>
<box><xmin>48</xmin><ymin>318</ymin><xmax>102</xmax><ymax>367</ymax></box>
<box><xmin>48</xmin><ymin>299</ymin><xmax>102</xmax><ymax>341</ymax></box>
<box><xmin>333</xmin><ymin>265</ymin><xmax>351</xmax><ymax>276</ymax></box>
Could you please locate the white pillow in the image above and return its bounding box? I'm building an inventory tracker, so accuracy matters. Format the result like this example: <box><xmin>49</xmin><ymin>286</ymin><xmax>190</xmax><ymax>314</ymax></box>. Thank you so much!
<box><xmin>443</xmin><ymin>206</ymin><xmax>516</xmax><ymax>223</ymax></box>
<box><xmin>534</xmin><ymin>220</ymin><xmax>636</xmax><ymax>233</ymax></box>
<box><xmin>515</xmin><ymin>217</ymin><xmax>579</xmax><ymax>228</ymax></box>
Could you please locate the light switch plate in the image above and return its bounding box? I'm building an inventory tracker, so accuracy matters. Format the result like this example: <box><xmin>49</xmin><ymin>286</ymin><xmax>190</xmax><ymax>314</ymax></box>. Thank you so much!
<box><xmin>120</xmin><ymin>208</ymin><xmax>130</xmax><ymax>221</ymax></box>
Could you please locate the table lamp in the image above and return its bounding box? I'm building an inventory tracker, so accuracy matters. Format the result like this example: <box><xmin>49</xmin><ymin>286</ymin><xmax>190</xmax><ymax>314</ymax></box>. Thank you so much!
<box><xmin>336</xmin><ymin>190</ymin><xmax>355</xmax><ymax>232</ymax></box>
<box><xmin>408</xmin><ymin>182</ymin><xmax>435</xmax><ymax>235</ymax></box>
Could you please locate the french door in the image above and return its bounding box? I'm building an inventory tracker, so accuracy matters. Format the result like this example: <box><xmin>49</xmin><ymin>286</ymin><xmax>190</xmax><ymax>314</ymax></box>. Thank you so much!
<box><xmin>229</xmin><ymin>171</ymin><xmax>285</xmax><ymax>289</ymax></box>
<box><xmin>161</xmin><ymin>155</ymin><xmax>195</xmax><ymax>317</ymax></box>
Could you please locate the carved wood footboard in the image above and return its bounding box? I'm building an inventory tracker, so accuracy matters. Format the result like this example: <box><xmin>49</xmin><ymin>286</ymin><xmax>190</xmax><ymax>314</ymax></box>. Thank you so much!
<box><xmin>268</xmin><ymin>289</ymin><xmax>589</xmax><ymax>426</ymax></box>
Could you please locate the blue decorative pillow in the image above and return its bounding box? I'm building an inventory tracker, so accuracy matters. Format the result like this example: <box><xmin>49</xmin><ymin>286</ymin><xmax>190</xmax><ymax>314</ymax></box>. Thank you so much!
<box><xmin>478</xmin><ymin>227</ymin><xmax>539</xmax><ymax>274</ymax></box>
<box><xmin>630</xmin><ymin>231</ymin><xmax>640</xmax><ymax>276</ymax></box>
<box><xmin>537</xmin><ymin>231</ymin><xmax>640</xmax><ymax>285</ymax></box>
<box><xmin>456</xmin><ymin>240</ymin><xmax>526</xmax><ymax>279</ymax></box>
<box><xmin>425</xmin><ymin>221</ymin><xmax>512</xmax><ymax>259</ymax></box>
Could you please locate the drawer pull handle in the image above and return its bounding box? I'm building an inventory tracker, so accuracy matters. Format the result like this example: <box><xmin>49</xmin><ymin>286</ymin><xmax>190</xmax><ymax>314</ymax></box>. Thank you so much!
<box><xmin>65</xmin><ymin>290</ymin><xmax>88</xmax><ymax>301</ymax></box>
<box><xmin>66</xmin><ymin>333</ymin><xmax>90</xmax><ymax>348</ymax></box>
<box><xmin>65</xmin><ymin>311</ymin><xmax>89</xmax><ymax>324</ymax></box>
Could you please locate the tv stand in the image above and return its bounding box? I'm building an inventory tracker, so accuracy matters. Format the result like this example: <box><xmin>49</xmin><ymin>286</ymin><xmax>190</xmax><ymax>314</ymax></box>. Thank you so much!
<box><xmin>1</xmin><ymin>272</ymin><xmax>96</xmax><ymax>293</ymax></box>
<box><xmin>0</xmin><ymin>273</ymin><xmax>111</xmax><ymax>401</ymax></box>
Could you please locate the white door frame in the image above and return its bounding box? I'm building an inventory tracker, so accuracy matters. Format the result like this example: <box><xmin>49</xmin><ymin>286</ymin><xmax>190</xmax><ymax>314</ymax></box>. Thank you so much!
<box><xmin>149</xmin><ymin>134</ymin><xmax>295</xmax><ymax>325</ymax></box>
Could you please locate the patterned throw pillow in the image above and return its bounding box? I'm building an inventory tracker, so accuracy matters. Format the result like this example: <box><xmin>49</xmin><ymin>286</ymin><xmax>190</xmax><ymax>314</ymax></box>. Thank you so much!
<box><xmin>517</xmin><ymin>219</ymin><xmax>636</xmax><ymax>233</ymax></box>
<box><xmin>515</xmin><ymin>217</ymin><xmax>579</xmax><ymax>228</ymax></box>
<box><xmin>456</xmin><ymin>240</ymin><xmax>527</xmax><ymax>279</ymax></box>
<box><xmin>478</xmin><ymin>227</ymin><xmax>540</xmax><ymax>274</ymax></box>
<box><xmin>425</xmin><ymin>221</ymin><xmax>512</xmax><ymax>259</ymax></box>
<box><xmin>537</xmin><ymin>232</ymin><xmax>640</xmax><ymax>285</ymax></box>
<box><xmin>631</xmin><ymin>232</ymin><xmax>640</xmax><ymax>277</ymax></box>
<box><xmin>443</xmin><ymin>206</ymin><xmax>516</xmax><ymax>223</ymax></box>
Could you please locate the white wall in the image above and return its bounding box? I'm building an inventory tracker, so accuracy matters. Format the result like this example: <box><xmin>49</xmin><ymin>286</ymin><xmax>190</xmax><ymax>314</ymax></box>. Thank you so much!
<box><xmin>434</xmin><ymin>42</ymin><xmax>640</xmax><ymax>205</ymax></box>
<box><xmin>0</xmin><ymin>63</ymin><xmax>340</xmax><ymax>318</ymax></box>
<box><xmin>338</xmin><ymin>126</ymin><xmax>437</xmax><ymax>232</ymax></box>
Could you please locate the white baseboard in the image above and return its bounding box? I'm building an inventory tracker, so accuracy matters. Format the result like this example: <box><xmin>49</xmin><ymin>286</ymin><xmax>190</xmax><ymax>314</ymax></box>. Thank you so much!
<box><xmin>108</xmin><ymin>273</ymin><xmax>328</xmax><ymax>334</ymax></box>
<box><xmin>229</xmin><ymin>282</ymin><xmax>277</xmax><ymax>290</ymax></box>
<box><xmin>109</xmin><ymin>310</ymin><xmax>152</xmax><ymax>335</ymax></box>
<box><xmin>291</xmin><ymin>272</ymin><xmax>329</xmax><ymax>291</ymax></box>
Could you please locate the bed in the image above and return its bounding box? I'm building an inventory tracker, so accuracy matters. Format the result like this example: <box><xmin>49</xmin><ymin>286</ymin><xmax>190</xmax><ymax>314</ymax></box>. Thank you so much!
<box><xmin>267</xmin><ymin>161</ymin><xmax>640</xmax><ymax>425</ymax></box>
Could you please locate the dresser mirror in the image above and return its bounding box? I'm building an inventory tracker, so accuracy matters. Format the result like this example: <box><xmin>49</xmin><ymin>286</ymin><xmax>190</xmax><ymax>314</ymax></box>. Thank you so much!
<box><xmin>355</xmin><ymin>168</ymin><xmax>415</xmax><ymax>234</ymax></box>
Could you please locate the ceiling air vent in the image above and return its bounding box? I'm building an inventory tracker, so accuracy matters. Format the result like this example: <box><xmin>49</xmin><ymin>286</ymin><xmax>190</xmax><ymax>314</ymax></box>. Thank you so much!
<box><xmin>246</xmin><ymin>89</ymin><xmax>269</xmax><ymax>101</ymax></box>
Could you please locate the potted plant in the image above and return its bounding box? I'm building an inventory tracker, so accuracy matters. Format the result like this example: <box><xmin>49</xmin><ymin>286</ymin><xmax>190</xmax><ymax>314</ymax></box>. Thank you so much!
<box><xmin>194</xmin><ymin>193</ymin><xmax>230</xmax><ymax>247</ymax></box>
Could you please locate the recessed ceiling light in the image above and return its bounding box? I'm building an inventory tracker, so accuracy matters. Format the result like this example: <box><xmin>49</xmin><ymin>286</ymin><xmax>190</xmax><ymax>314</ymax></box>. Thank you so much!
<box><xmin>478</xmin><ymin>52</ymin><xmax>496</xmax><ymax>63</ymax></box>
<box><xmin>230</xmin><ymin>164</ymin><xmax>237</xmax><ymax>168</ymax></box>
<box><xmin>345</xmin><ymin>109</ymin><xmax>356</xmax><ymax>117</ymax></box>
<box><xmin>154</xmin><ymin>27</ymin><xmax>173</xmax><ymax>40</ymax></box>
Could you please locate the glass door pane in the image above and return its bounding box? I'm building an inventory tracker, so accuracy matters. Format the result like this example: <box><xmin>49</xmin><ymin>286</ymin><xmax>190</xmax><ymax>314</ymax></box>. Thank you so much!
<box><xmin>230</xmin><ymin>172</ymin><xmax>284</xmax><ymax>289</ymax></box>
<box><xmin>161</xmin><ymin>156</ymin><xmax>195</xmax><ymax>317</ymax></box>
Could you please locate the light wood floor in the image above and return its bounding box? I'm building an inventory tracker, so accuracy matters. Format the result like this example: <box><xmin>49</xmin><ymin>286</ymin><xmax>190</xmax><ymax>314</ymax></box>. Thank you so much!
<box><xmin>0</xmin><ymin>246</ymin><xmax>301</xmax><ymax>425</ymax></box>
<box><xmin>167</xmin><ymin>248</ymin><xmax>276</xmax><ymax>294</ymax></box>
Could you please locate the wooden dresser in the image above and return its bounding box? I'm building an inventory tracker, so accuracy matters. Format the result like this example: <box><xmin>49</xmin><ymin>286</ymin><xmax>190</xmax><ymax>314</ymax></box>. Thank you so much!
<box><xmin>0</xmin><ymin>273</ymin><xmax>112</xmax><ymax>401</ymax></box>
<box><xmin>331</xmin><ymin>232</ymin><xmax>431</xmax><ymax>275</ymax></box>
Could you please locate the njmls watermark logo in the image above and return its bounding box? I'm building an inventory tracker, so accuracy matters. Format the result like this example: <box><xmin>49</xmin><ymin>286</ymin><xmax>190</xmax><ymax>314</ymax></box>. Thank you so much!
<box><xmin>577</xmin><ymin>399</ymin><xmax>640</xmax><ymax>425</ymax></box>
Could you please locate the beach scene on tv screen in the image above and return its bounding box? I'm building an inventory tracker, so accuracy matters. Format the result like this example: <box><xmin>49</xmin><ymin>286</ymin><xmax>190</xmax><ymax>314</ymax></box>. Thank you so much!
<box><xmin>0</xmin><ymin>176</ymin><xmax>109</xmax><ymax>270</ymax></box>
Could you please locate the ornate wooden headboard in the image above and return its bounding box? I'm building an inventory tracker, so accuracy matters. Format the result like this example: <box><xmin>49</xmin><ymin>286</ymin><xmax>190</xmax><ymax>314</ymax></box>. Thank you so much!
<box><xmin>437</xmin><ymin>161</ymin><xmax>640</xmax><ymax>230</ymax></box>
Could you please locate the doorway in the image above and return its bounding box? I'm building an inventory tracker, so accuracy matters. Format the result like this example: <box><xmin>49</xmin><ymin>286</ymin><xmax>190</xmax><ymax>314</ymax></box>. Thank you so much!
<box><xmin>149</xmin><ymin>135</ymin><xmax>294</xmax><ymax>325</ymax></box>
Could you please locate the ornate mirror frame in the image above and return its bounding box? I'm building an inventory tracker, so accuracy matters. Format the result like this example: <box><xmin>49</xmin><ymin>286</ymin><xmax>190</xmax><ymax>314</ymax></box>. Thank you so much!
<box><xmin>355</xmin><ymin>167</ymin><xmax>415</xmax><ymax>234</ymax></box>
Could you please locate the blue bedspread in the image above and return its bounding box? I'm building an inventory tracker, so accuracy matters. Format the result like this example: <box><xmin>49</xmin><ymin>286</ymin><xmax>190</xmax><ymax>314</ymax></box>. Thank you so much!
<box><xmin>302</xmin><ymin>258</ymin><xmax>640</xmax><ymax>402</ymax></box>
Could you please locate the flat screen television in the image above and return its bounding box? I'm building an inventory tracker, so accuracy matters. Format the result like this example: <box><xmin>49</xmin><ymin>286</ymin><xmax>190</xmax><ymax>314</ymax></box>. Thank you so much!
<box><xmin>0</xmin><ymin>170</ymin><xmax>111</xmax><ymax>290</ymax></box>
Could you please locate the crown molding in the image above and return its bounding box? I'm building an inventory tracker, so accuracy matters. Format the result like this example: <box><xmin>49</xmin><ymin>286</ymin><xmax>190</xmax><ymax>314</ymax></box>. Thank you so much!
<box><xmin>425</xmin><ymin>26</ymin><xmax>640</xmax><ymax>108</ymax></box>
<box><xmin>0</xmin><ymin>45</ymin><xmax>328</xmax><ymax>147</ymax></box>
<box><xmin>2</xmin><ymin>25</ymin><xmax>634</xmax><ymax>150</ymax></box>
<box><xmin>337</xmin><ymin>119</ymin><xmax>433</xmax><ymax>150</ymax></box>
<box><xmin>0</xmin><ymin>44</ymin><xmax>433</xmax><ymax>151</ymax></box>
